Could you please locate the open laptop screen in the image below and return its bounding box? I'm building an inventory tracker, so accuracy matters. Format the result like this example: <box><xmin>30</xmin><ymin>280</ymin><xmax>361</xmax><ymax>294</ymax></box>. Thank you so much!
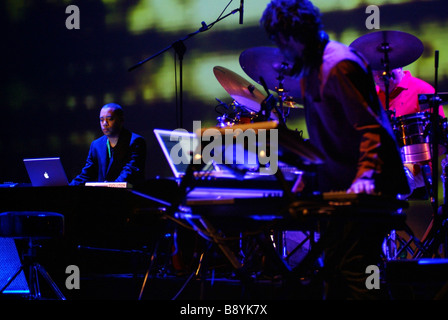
<box><xmin>23</xmin><ymin>157</ymin><xmax>69</xmax><ymax>187</ymax></box>
<box><xmin>154</xmin><ymin>129</ymin><xmax>201</xmax><ymax>178</ymax></box>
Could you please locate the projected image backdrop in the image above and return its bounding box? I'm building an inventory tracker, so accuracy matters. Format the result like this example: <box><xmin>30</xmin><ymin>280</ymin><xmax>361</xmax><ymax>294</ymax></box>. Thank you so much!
<box><xmin>1</xmin><ymin>0</ymin><xmax>447</xmax><ymax>183</ymax></box>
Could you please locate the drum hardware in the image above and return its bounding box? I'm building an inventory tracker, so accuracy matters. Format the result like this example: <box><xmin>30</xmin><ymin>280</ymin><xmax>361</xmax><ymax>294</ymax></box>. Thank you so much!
<box><xmin>258</xmin><ymin>76</ymin><xmax>287</xmax><ymax>126</ymax></box>
<box><xmin>412</xmin><ymin>158</ymin><xmax>448</xmax><ymax>259</ymax></box>
<box><xmin>392</xmin><ymin>112</ymin><xmax>447</xmax><ymax>164</ymax></box>
<box><xmin>215</xmin><ymin>47</ymin><xmax>305</xmax><ymax>126</ymax></box>
<box><xmin>420</xmin><ymin>50</ymin><xmax>448</xmax><ymax>258</ymax></box>
<box><xmin>213</xmin><ymin>66</ymin><xmax>266</xmax><ymax>114</ymax></box>
<box><xmin>421</xmin><ymin>163</ymin><xmax>435</xmax><ymax>201</ymax></box>
<box><xmin>419</xmin><ymin>93</ymin><xmax>448</xmax><ymax>111</ymax></box>
<box><xmin>349</xmin><ymin>30</ymin><xmax>424</xmax><ymax>71</ymax></box>
<box><xmin>215</xmin><ymin>99</ymin><xmax>257</xmax><ymax>128</ymax></box>
<box><xmin>213</xmin><ymin>66</ymin><xmax>268</xmax><ymax>120</ymax></box>
<box><xmin>350</xmin><ymin>31</ymin><xmax>448</xmax><ymax>260</ymax></box>
<box><xmin>283</xmin><ymin>96</ymin><xmax>302</xmax><ymax>109</ymax></box>
<box><xmin>380</xmin><ymin>44</ymin><xmax>392</xmax><ymax>113</ymax></box>
<box><xmin>388</xmin><ymin>109</ymin><xmax>445</xmax><ymax>258</ymax></box>
<box><xmin>239</xmin><ymin>46</ymin><xmax>303</xmax><ymax>101</ymax></box>
<box><xmin>408</xmin><ymin>51</ymin><xmax>448</xmax><ymax>259</ymax></box>
<box><xmin>239</xmin><ymin>46</ymin><xmax>304</xmax><ymax>123</ymax></box>
<box><xmin>350</xmin><ymin>30</ymin><xmax>424</xmax><ymax>118</ymax></box>
<box><xmin>382</xmin><ymin>226</ymin><xmax>429</xmax><ymax>260</ymax></box>
<box><xmin>266</xmin><ymin>60</ymin><xmax>296</xmax><ymax>124</ymax></box>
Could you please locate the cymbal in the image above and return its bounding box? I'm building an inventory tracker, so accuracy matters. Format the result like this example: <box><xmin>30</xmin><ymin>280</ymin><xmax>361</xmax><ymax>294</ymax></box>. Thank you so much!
<box><xmin>349</xmin><ymin>30</ymin><xmax>424</xmax><ymax>70</ymax></box>
<box><xmin>239</xmin><ymin>46</ymin><xmax>303</xmax><ymax>103</ymax></box>
<box><xmin>213</xmin><ymin>66</ymin><xmax>266</xmax><ymax>113</ymax></box>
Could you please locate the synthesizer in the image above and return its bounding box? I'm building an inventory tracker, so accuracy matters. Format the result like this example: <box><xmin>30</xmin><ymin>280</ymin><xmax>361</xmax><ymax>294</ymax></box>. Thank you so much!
<box><xmin>85</xmin><ymin>182</ymin><xmax>132</xmax><ymax>188</ymax></box>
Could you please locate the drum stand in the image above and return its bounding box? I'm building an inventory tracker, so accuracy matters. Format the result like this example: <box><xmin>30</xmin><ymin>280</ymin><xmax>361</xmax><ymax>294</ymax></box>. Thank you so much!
<box><xmin>414</xmin><ymin>156</ymin><xmax>448</xmax><ymax>258</ymax></box>
<box><xmin>412</xmin><ymin>51</ymin><xmax>448</xmax><ymax>258</ymax></box>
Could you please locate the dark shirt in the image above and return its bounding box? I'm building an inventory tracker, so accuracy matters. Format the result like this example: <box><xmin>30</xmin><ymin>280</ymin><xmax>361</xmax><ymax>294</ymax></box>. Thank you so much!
<box><xmin>301</xmin><ymin>41</ymin><xmax>409</xmax><ymax>195</ymax></box>
<box><xmin>70</xmin><ymin>128</ymin><xmax>146</xmax><ymax>186</ymax></box>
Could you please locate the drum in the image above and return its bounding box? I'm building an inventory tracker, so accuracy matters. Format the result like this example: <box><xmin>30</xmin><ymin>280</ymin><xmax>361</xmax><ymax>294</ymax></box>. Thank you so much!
<box><xmin>216</xmin><ymin>103</ymin><xmax>258</xmax><ymax>127</ymax></box>
<box><xmin>392</xmin><ymin>112</ymin><xmax>447</xmax><ymax>163</ymax></box>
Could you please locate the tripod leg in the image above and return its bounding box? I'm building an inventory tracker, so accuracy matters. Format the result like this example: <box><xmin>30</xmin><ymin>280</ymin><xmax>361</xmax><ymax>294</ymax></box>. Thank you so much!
<box><xmin>413</xmin><ymin>205</ymin><xmax>448</xmax><ymax>258</ymax></box>
<box><xmin>198</xmin><ymin>218</ymin><xmax>243</xmax><ymax>271</ymax></box>
<box><xmin>35</xmin><ymin>264</ymin><xmax>66</xmax><ymax>300</ymax></box>
<box><xmin>0</xmin><ymin>266</ymin><xmax>25</xmax><ymax>294</ymax></box>
<box><xmin>421</xmin><ymin>164</ymin><xmax>433</xmax><ymax>200</ymax></box>
<box><xmin>29</xmin><ymin>264</ymin><xmax>40</xmax><ymax>299</ymax></box>
<box><xmin>138</xmin><ymin>240</ymin><xmax>160</xmax><ymax>300</ymax></box>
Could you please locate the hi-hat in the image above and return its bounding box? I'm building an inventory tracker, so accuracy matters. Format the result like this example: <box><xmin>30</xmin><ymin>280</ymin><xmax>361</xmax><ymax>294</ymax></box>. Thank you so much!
<box><xmin>349</xmin><ymin>30</ymin><xmax>424</xmax><ymax>70</ymax></box>
<box><xmin>213</xmin><ymin>66</ymin><xmax>266</xmax><ymax>113</ymax></box>
<box><xmin>239</xmin><ymin>46</ymin><xmax>303</xmax><ymax>104</ymax></box>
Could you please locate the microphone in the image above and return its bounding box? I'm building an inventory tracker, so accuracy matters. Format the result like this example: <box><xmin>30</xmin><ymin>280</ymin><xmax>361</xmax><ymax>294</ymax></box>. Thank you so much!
<box><xmin>239</xmin><ymin>0</ymin><xmax>244</xmax><ymax>24</ymax></box>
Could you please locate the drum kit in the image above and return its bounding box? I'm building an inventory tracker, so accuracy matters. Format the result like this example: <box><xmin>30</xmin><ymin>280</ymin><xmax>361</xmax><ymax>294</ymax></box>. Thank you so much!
<box><xmin>212</xmin><ymin>30</ymin><xmax>448</xmax><ymax>180</ymax></box>
<box><xmin>211</xmin><ymin>30</ymin><xmax>448</xmax><ymax>259</ymax></box>
<box><xmin>213</xmin><ymin>47</ymin><xmax>303</xmax><ymax>128</ymax></box>
<box><xmin>350</xmin><ymin>30</ymin><xmax>448</xmax><ymax>259</ymax></box>
<box><xmin>211</xmin><ymin>30</ymin><xmax>448</xmax><ymax>181</ymax></box>
<box><xmin>350</xmin><ymin>30</ymin><xmax>447</xmax><ymax>175</ymax></box>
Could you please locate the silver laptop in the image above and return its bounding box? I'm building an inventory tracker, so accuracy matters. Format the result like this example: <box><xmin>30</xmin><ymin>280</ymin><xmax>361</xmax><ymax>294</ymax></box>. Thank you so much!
<box><xmin>153</xmin><ymin>129</ymin><xmax>285</xmax><ymax>201</ymax></box>
<box><xmin>153</xmin><ymin>129</ymin><xmax>236</xmax><ymax>179</ymax></box>
<box><xmin>23</xmin><ymin>157</ymin><xmax>69</xmax><ymax>187</ymax></box>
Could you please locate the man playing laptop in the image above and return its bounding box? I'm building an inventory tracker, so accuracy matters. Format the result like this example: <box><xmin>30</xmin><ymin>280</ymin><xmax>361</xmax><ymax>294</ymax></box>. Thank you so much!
<box><xmin>70</xmin><ymin>103</ymin><xmax>146</xmax><ymax>187</ymax></box>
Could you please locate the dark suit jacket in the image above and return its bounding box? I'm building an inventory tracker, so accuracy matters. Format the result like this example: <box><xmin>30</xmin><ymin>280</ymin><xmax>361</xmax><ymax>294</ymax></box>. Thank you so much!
<box><xmin>70</xmin><ymin>128</ymin><xmax>146</xmax><ymax>186</ymax></box>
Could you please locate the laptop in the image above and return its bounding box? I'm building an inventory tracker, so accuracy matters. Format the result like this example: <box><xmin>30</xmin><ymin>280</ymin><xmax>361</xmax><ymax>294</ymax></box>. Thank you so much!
<box><xmin>154</xmin><ymin>129</ymin><xmax>236</xmax><ymax>179</ymax></box>
<box><xmin>23</xmin><ymin>157</ymin><xmax>69</xmax><ymax>187</ymax></box>
<box><xmin>154</xmin><ymin>129</ymin><xmax>285</xmax><ymax>201</ymax></box>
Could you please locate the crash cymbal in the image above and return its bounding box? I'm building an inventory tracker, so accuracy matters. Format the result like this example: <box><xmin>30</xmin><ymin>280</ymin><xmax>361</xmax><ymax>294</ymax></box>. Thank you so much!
<box><xmin>349</xmin><ymin>30</ymin><xmax>424</xmax><ymax>70</ymax></box>
<box><xmin>239</xmin><ymin>46</ymin><xmax>303</xmax><ymax>102</ymax></box>
<box><xmin>213</xmin><ymin>66</ymin><xmax>266</xmax><ymax>113</ymax></box>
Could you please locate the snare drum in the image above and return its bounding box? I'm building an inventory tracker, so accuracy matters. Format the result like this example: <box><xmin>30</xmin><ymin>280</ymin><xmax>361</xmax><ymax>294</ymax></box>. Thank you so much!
<box><xmin>392</xmin><ymin>112</ymin><xmax>447</xmax><ymax>163</ymax></box>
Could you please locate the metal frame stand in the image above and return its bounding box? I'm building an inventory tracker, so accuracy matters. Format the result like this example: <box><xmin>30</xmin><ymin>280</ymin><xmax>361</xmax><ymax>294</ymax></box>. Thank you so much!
<box><xmin>414</xmin><ymin>50</ymin><xmax>448</xmax><ymax>259</ymax></box>
<box><xmin>0</xmin><ymin>238</ymin><xmax>66</xmax><ymax>300</ymax></box>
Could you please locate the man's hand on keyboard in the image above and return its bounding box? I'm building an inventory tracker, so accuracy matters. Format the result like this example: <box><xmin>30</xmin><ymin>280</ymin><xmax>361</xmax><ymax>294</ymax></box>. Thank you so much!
<box><xmin>347</xmin><ymin>178</ymin><xmax>375</xmax><ymax>194</ymax></box>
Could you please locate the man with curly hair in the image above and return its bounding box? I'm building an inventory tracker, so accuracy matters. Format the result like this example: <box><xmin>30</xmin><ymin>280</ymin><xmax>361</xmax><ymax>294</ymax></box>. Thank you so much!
<box><xmin>261</xmin><ymin>0</ymin><xmax>409</xmax><ymax>299</ymax></box>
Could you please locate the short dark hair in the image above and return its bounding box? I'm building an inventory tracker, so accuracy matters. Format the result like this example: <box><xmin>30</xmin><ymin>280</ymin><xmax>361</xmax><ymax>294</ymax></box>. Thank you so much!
<box><xmin>102</xmin><ymin>103</ymin><xmax>124</xmax><ymax>121</ymax></box>
<box><xmin>260</xmin><ymin>0</ymin><xmax>323</xmax><ymax>45</ymax></box>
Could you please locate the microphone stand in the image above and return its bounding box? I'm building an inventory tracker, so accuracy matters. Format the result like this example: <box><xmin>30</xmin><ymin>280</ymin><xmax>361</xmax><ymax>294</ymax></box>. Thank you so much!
<box><xmin>128</xmin><ymin>4</ymin><xmax>243</xmax><ymax>129</ymax></box>
<box><xmin>429</xmin><ymin>50</ymin><xmax>448</xmax><ymax>257</ymax></box>
<box><xmin>380</xmin><ymin>39</ymin><xmax>394</xmax><ymax>121</ymax></box>
<box><xmin>431</xmin><ymin>50</ymin><xmax>440</xmax><ymax>222</ymax></box>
